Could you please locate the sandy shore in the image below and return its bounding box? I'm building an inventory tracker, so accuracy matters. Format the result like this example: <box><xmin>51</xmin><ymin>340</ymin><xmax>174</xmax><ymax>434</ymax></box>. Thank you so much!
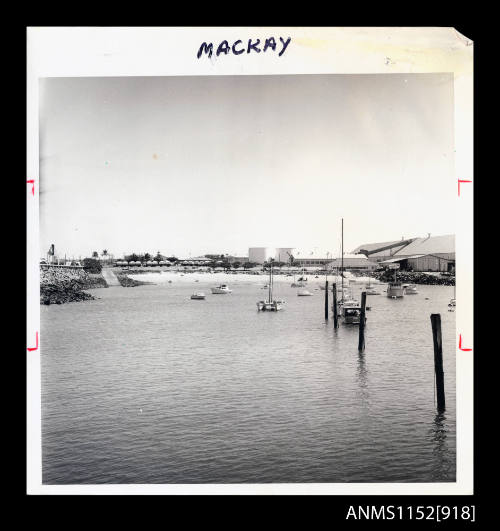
<box><xmin>125</xmin><ymin>270</ymin><xmax>379</xmax><ymax>287</ymax></box>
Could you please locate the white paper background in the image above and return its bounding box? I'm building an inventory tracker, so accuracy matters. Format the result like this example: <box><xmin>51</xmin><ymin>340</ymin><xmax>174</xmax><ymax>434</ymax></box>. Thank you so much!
<box><xmin>27</xmin><ymin>26</ymin><xmax>473</xmax><ymax>495</ymax></box>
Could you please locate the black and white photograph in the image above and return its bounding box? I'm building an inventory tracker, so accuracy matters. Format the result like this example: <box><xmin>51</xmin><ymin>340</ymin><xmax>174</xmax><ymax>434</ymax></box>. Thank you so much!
<box><xmin>27</xmin><ymin>27</ymin><xmax>474</xmax><ymax>495</ymax></box>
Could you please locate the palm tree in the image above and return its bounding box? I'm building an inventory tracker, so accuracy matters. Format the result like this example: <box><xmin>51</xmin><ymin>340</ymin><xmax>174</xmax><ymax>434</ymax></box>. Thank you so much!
<box><xmin>102</xmin><ymin>249</ymin><xmax>108</xmax><ymax>264</ymax></box>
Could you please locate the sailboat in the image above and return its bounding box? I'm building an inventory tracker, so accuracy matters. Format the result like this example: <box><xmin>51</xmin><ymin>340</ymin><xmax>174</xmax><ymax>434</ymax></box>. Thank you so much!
<box><xmin>331</xmin><ymin>219</ymin><xmax>364</xmax><ymax>324</ymax></box>
<box><xmin>257</xmin><ymin>260</ymin><xmax>283</xmax><ymax>311</ymax></box>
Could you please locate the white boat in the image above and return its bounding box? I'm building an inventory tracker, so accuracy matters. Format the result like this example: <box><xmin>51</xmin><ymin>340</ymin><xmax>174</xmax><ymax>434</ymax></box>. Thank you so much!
<box><xmin>211</xmin><ymin>284</ymin><xmax>232</xmax><ymax>294</ymax></box>
<box><xmin>257</xmin><ymin>300</ymin><xmax>282</xmax><ymax>311</ymax></box>
<box><xmin>190</xmin><ymin>292</ymin><xmax>206</xmax><ymax>300</ymax></box>
<box><xmin>365</xmin><ymin>277</ymin><xmax>380</xmax><ymax>295</ymax></box>
<box><xmin>403</xmin><ymin>283</ymin><xmax>418</xmax><ymax>295</ymax></box>
<box><xmin>257</xmin><ymin>260</ymin><xmax>284</xmax><ymax>311</ymax></box>
<box><xmin>297</xmin><ymin>289</ymin><xmax>313</xmax><ymax>296</ymax></box>
<box><xmin>387</xmin><ymin>267</ymin><xmax>404</xmax><ymax>298</ymax></box>
<box><xmin>365</xmin><ymin>287</ymin><xmax>380</xmax><ymax>295</ymax></box>
<box><xmin>448</xmin><ymin>284</ymin><xmax>456</xmax><ymax>310</ymax></box>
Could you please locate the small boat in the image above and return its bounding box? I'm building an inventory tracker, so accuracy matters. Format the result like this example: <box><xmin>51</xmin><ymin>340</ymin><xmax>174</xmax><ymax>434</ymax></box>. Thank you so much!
<box><xmin>403</xmin><ymin>283</ymin><xmax>418</xmax><ymax>295</ymax></box>
<box><xmin>365</xmin><ymin>277</ymin><xmax>380</xmax><ymax>295</ymax></box>
<box><xmin>190</xmin><ymin>292</ymin><xmax>206</xmax><ymax>300</ymax></box>
<box><xmin>257</xmin><ymin>300</ymin><xmax>282</xmax><ymax>311</ymax></box>
<box><xmin>297</xmin><ymin>289</ymin><xmax>313</xmax><ymax>296</ymax></box>
<box><xmin>387</xmin><ymin>282</ymin><xmax>405</xmax><ymax>298</ymax></box>
<box><xmin>448</xmin><ymin>284</ymin><xmax>456</xmax><ymax>310</ymax></box>
<box><xmin>386</xmin><ymin>265</ymin><xmax>404</xmax><ymax>298</ymax></box>
<box><xmin>366</xmin><ymin>287</ymin><xmax>380</xmax><ymax>295</ymax></box>
<box><xmin>211</xmin><ymin>284</ymin><xmax>232</xmax><ymax>294</ymax></box>
<box><xmin>291</xmin><ymin>281</ymin><xmax>306</xmax><ymax>288</ymax></box>
<box><xmin>342</xmin><ymin>305</ymin><xmax>367</xmax><ymax>325</ymax></box>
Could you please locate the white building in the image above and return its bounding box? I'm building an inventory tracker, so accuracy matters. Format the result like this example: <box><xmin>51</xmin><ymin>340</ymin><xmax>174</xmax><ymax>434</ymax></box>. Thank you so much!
<box><xmin>248</xmin><ymin>247</ymin><xmax>275</xmax><ymax>264</ymax></box>
<box><xmin>274</xmin><ymin>247</ymin><xmax>295</xmax><ymax>263</ymax></box>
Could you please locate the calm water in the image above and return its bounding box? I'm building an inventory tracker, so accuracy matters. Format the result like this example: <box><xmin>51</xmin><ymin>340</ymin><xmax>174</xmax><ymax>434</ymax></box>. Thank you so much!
<box><xmin>41</xmin><ymin>277</ymin><xmax>456</xmax><ymax>483</ymax></box>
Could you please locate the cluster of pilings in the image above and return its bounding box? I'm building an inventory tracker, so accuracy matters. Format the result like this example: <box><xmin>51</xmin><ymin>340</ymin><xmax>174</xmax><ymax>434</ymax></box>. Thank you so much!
<box><xmin>322</xmin><ymin>279</ymin><xmax>446</xmax><ymax>412</ymax></box>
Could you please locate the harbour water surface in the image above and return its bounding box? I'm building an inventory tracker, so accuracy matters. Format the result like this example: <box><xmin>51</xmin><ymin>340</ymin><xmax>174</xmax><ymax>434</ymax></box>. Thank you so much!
<box><xmin>41</xmin><ymin>276</ymin><xmax>456</xmax><ymax>483</ymax></box>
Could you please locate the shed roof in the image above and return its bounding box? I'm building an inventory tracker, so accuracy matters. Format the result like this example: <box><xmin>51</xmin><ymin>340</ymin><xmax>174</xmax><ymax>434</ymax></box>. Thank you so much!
<box><xmin>379</xmin><ymin>255</ymin><xmax>426</xmax><ymax>263</ymax></box>
<box><xmin>394</xmin><ymin>234</ymin><xmax>455</xmax><ymax>256</ymax></box>
<box><xmin>351</xmin><ymin>240</ymin><xmax>409</xmax><ymax>255</ymax></box>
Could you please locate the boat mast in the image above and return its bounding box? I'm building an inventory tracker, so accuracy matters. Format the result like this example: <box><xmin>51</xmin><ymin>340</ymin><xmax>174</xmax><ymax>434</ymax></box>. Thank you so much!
<box><xmin>341</xmin><ymin>218</ymin><xmax>344</xmax><ymax>301</ymax></box>
<box><xmin>269</xmin><ymin>260</ymin><xmax>273</xmax><ymax>302</ymax></box>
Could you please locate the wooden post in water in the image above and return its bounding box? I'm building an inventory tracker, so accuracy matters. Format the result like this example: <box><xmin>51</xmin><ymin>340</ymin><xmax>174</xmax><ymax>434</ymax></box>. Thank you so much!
<box><xmin>332</xmin><ymin>283</ymin><xmax>338</xmax><ymax>328</ymax></box>
<box><xmin>358</xmin><ymin>291</ymin><xmax>367</xmax><ymax>352</ymax></box>
<box><xmin>324</xmin><ymin>280</ymin><xmax>329</xmax><ymax>320</ymax></box>
<box><xmin>430</xmin><ymin>314</ymin><xmax>446</xmax><ymax>411</ymax></box>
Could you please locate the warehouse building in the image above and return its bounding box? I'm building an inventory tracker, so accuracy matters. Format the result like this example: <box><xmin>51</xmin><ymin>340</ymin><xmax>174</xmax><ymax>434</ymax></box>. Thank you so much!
<box><xmin>327</xmin><ymin>254</ymin><xmax>378</xmax><ymax>271</ymax></box>
<box><xmin>352</xmin><ymin>234</ymin><xmax>455</xmax><ymax>273</ymax></box>
<box><xmin>292</xmin><ymin>251</ymin><xmax>378</xmax><ymax>271</ymax></box>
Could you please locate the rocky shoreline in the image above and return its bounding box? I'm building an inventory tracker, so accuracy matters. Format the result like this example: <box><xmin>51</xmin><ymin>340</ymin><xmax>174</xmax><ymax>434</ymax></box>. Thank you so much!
<box><xmin>40</xmin><ymin>276</ymin><xmax>108</xmax><ymax>305</ymax></box>
<box><xmin>370</xmin><ymin>270</ymin><xmax>455</xmax><ymax>286</ymax></box>
<box><xmin>116</xmin><ymin>273</ymin><xmax>154</xmax><ymax>287</ymax></box>
<box><xmin>40</xmin><ymin>268</ymin><xmax>108</xmax><ymax>305</ymax></box>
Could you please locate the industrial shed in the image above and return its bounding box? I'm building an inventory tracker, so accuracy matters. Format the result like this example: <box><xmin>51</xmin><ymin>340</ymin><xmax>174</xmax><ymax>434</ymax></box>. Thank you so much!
<box><xmin>328</xmin><ymin>254</ymin><xmax>378</xmax><ymax>271</ymax></box>
<box><xmin>356</xmin><ymin>234</ymin><xmax>455</xmax><ymax>273</ymax></box>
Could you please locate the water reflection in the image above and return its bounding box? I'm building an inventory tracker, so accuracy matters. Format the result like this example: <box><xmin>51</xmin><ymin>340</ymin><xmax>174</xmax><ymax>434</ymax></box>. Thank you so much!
<box><xmin>356</xmin><ymin>351</ymin><xmax>369</xmax><ymax>405</ymax></box>
<box><xmin>429</xmin><ymin>412</ymin><xmax>454</xmax><ymax>481</ymax></box>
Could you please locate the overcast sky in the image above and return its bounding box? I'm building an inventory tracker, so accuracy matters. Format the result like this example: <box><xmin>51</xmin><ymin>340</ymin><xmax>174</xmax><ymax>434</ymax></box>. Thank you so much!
<box><xmin>39</xmin><ymin>74</ymin><xmax>454</xmax><ymax>259</ymax></box>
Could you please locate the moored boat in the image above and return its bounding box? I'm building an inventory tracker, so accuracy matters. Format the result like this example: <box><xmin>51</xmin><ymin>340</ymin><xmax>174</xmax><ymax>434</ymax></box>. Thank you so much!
<box><xmin>211</xmin><ymin>284</ymin><xmax>232</xmax><ymax>294</ymax></box>
<box><xmin>342</xmin><ymin>305</ymin><xmax>367</xmax><ymax>325</ymax></box>
<box><xmin>387</xmin><ymin>281</ymin><xmax>405</xmax><ymax>298</ymax></box>
<box><xmin>257</xmin><ymin>259</ymin><xmax>284</xmax><ymax>311</ymax></box>
<box><xmin>190</xmin><ymin>292</ymin><xmax>206</xmax><ymax>300</ymax></box>
<box><xmin>366</xmin><ymin>287</ymin><xmax>380</xmax><ymax>295</ymax></box>
<box><xmin>386</xmin><ymin>266</ymin><xmax>404</xmax><ymax>298</ymax></box>
<box><xmin>403</xmin><ymin>283</ymin><xmax>418</xmax><ymax>294</ymax></box>
<box><xmin>297</xmin><ymin>289</ymin><xmax>313</xmax><ymax>296</ymax></box>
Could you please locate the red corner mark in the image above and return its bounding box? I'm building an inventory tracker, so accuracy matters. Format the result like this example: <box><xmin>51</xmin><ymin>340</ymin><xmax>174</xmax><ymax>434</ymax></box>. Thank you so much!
<box><xmin>459</xmin><ymin>334</ymin><xmax>472</xmax><ymax>352</ymax></box>
<box><xmin>27</xmin><ymin>331</ymin><xmax>39</xmax><ymax>352</ymax></box>
<box><xmin>27</xmin><ymin>179</ymin><xmax>35</xmax><ymax>196</ymax></box>
<box><xmin>458</xmin><ymin>179</ymin><xmax>472</xmax><ymax>197</ymax></box>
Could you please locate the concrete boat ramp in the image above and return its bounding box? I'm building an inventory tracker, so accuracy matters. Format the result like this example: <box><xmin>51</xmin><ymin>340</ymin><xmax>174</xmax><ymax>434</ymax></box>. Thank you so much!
<box><xmin>101</xmin><ymin>269</ymin><xmax>121</xmax><ymax>286</ymax></box>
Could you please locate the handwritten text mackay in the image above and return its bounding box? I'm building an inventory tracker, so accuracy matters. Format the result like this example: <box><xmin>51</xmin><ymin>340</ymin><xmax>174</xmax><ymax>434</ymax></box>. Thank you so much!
<box><xmin>197</xmin><ymin>37</ymin><xmax>292</xmax><ymax>59</ymax></box>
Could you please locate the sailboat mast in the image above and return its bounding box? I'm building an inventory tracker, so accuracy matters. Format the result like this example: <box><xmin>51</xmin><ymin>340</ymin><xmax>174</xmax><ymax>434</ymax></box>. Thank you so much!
<box><xmin>341</xmin><ymin>218</ymin><xmax>344</xmax><ymax>299</ymax></box>
<box><xmin>269</xmin><ymin>261</ymin><xmax>272</xmax><ymax>302</ymax></box>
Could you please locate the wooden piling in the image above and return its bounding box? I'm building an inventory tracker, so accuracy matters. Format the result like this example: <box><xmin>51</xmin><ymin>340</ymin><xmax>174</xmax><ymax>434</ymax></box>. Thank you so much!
<box><xmin>430</xmin><ymin>313</ymin><xmax>446</xmax><ymax>411</ymax></box>
<box><xmin>358</xmin><ymin>291</ymin><xmax>367</xmax><ymax>352</ymax></box>
<box><xmin>332</xmin><ymin>283</ymin><xmax>338</xmax><ymax>328</ymax></box>
<box><xmin>324</xmin><ymin>280</ymin><xmax>329</xmax><ymax>320</ymax></box>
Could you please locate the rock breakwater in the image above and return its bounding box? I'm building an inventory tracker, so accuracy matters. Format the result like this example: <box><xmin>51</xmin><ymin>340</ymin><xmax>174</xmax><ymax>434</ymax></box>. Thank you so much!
<box><xmin>117</xmin><ymin>273</ymin><xmax>153</xmax><ymax>287</ymax></box>
<box><xmin>371</xmin><ymin>271</ymin><xmax>455</xmax><ymax>286</ymax></box>
<box><xmin>40</xmin><ymin>266</ymin><xmax>108</xmax><ymax>305</ymax></box>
